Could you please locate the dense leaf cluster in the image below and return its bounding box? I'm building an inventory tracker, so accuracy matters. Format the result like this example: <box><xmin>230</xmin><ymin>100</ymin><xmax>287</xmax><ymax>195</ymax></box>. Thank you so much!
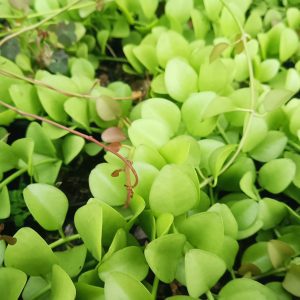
<box><xmin>1</xmin><ymin>0</ymin><xmax>300</xmax><ymax>299</ymax></box>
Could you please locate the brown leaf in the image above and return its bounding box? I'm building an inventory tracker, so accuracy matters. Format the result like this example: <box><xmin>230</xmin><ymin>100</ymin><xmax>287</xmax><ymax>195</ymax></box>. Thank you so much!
<box><xmin>101</xmin><ymin>127</ymin><xmax>126</xmax><ymax>143</ymax></box>
<box><xmin>96</xmin><ymin>95</ymin><xmax>122</xmax><ymax>121</ymax></box>
<box><xmin>238</xmin><ymin>263</ymin><xmax>261</xmax><ymax>276</ymax></box>
<box><xmin>210</xmin><ymin>42</ymin><xmax>230</xmax><ymax>63</ymax></box>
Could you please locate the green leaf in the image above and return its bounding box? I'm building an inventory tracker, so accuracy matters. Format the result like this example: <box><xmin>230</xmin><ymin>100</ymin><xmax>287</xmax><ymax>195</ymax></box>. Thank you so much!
<box><xmin>0</xmin><ymin>141</ymin><xmax>18</xmax><ymax>172</ymax></box>
<box><xmin>64</xmin><ymin>97</ymin><xmax>90</xmax><ymax>130</ymax></box>
<box><xmin>75</xmin><ymin>282</ymin><xmax>105</xmax><ymax>300</ymax></box>
<box><xmin>181</xmin><ymin>92</ymin><xmax>218</xmax><ymax>137</ymax></box>
<box><xmin>23</xmin><ymin>183</ymin><xmax>68</xmax><ymax>231</ymax></box>
<box><xmin>51</xmin><ymin>264</ymin><xmax>76</xmax><ymax>300</ymax></box>
<box><xmin>185</xmin><ymin>249</ymin><xmax>226</xmax><ymax>298</ymax></box>
<box><xmin>266</xmin><ymin>282</ymin><xmax>292</xmax><ymax>300</ymax></box>
<box><xmin>255</xmin><ymin>59</ymin><xmax>280</xmax><ymax>83</ymax></box>
<box><xmin>178</xmin><ymin>212</ymin><xmax>224</xmax><ymax>254</ymax></box>
<box><xmin>242</xmin><ymin>115</ymin><xmax>268</xmax><ymax>152</ymax></box>
<box><xmin>26</xmin><ymin>122</ymin><xmax>56</xmax><ymax>158</ymax></box>
<box><xmin>138</xmin><ymin>0</ymin><xmax>158</xmax><ymax>18</ymax></box>
<box><xmin>0</xmin><ymin>186</ymin><xmax>10</xmax><ymax>219</ymax></box>
<box><xmin>70</xmin><ymin>58</ymin><xmax>95</xmax><ymax>79</ymax></box>
<box><xmin>133</xmin><ymin>45</ymin><xmax>159</xmax><ymax>74</ymax></box>
<box><xmin>102</xmin><ymin>228</ymin><xmax>127</xmax><ymax>262</ymax></box>
<box><xmin>96</xmin><ymin>95</ymin><xmax>122</xmax><ymax>121</ymax></box>
<box><xmin>9</xmin><ymin>83</ymin><xmax>41</xmax><ymax>115</ymax></box>
<box><xmin>250</xmin><ymin>131</ymin><xmax>287</xmax><ymax>162</ymax></box>
<box><xmin>55</xmin><ymin>244</ymin><xmax>87</xmax><ymax>278</ymax></box>
<box><xmin>208</xmin><ymin>203</ymin><xmax>238</xmax><ymax>239</ymax></box>
<box><xmin>104</xmin><ymin>272</ymin><xmax>152</xmax><ymax>300</ymax></box>
<box><xmin>219</xmin><ymin>278</ymin><xmax>277</xmax><ymax>300</ymax></box>
<box><xmin>268</xmin><ymin>240</ymin><xmax>294</xmax><ymax>269</ymax></box>
<box><xmin>149</xmin><ymin>164</ymin><xmax>198</xmax><ymax>216</ymax></box>
<box><xmin>62</xmin><ymin>135</ymin><xmax>85</xmax><ymax>164</ymax></box>
<box><xmin>239</xmin><ymin>171</ymin><xmax>258</xmax><ymax>199</ymax></box>
<box><xmin>156</xmin><ymin>213</ymin><xmax>174</xmax><ymax>237</ymax></box>
<box><xmin>258</xmin><ymin>198</ymin><xmax>287</xmax><ymax>230</ymax></box>
<box><xmin>99</xmin><ymin>246</ymin><xmax>148</xmax><ymax>281</ymax></box>
<box><xmin>34</xmin><ymin>0</ymin><xmax>59</xmax><ymax>14</ymax></box>
<box><xmin>128</xmin><ymin>119</ymin><xmax>170</xmax><ymax>149</ymax></box>
<box><xmin>230</xmin><ymin>198</ymin><xmax>258</xmax><ymax>228</ymax></box>
<box><xmin>133</xmin><ymin>144</ymin><xmax>166</xmax><ymax>169</ymax></box>
<box><xmin>199</xmin><ymin>60</ymin><xmax>230</xmax><ymax>93</ymax></box>
<box><xmin>241</xmin><ymin>242</ymin><xmax>273</xmax><ymax>274</ymax></box>
<box><xmin>165</xmin><ymin>58</ymin><xmax>198</xmax><ymax>102</ymax></box>
<box><xmin>88</xmin><ymin>198</ymin><xmax>126</xmax><ymax>246</ymax></box>
<box><xmin>279</xmin><ymin>28</ymin><xmax>299</xmax><ymax>62</ymax></box>
<box><xmin>283</xmin><ymin>261</ymin><xmax>300</xmax><ymax>297</ymax></box>
<box><xmin>160</xmin><ymin>135</ymin><xmax>201</xmax><ymax>167</ymax></box>
<box><xmin>203</xmin><ymin>0</ymin><xmax>222</xmax><ymax>21</ymax></box>
<box><xmin>74</xmin><ymin>203</ymin><xmax>102</xmax><ymax>261</ymax></box>
<box><xmin>145</xmin><ymin>234</ymin><xmax>186</xmax><ymax>283</ymax></box>
<box><xmin>209</xmin><ymin>144</ymin><xmax>237</xmax><ymax>181</ymax></box>
<box><xmin>12</xmin><ymin>137</ymin><xmax>34</xmax><ymax>174</ymax></box>
<box><xmin>4</xmin><ymin>227</ymin><xmax>58</xmax><ymax>275</ymax></box>
<box><xmin>258</xmin><ymin>158</ymin><xmax>296</xmax><ymax>194</ymax></box>
<box><xmin>156</xmin><ymin>30</ymin><xmax>190</xmax><ymax>68</ymax></box>
<box><xmin>165</xmin><ymin>0</ymin><xmax>193</xmax><ymax>23</ymax></box>
<box><xmin>263</xmin><ymin>89</ymin><xmax>294</xmax><ymax>112</ymax></box>
<box><xmin>32</xmin><ymin>158</ymin><xmax>62</xmax><ymax>185</ymax></box>
<box><xmin>36</xmin><ymin>71</ymin><xmax>78</xmax><ymax>122</ymax></box>
<box><xmin>89</xmin><ymin>163</ymin><xmax>127</xmax><ymax>206</ymax></box>
<box><xmin>141</xmin><ymin>98</ymin><xmax>181</xmax><ymax>136</ymax></box>
<box><xmin>284</xmin><ymin>152</ymin><xmax>300</xmax><ymax>188</ymax></box>
<box><xmin>0</xmin><ymin>267</ymin><xmax>27</xmax><ymax>300</ymax></box>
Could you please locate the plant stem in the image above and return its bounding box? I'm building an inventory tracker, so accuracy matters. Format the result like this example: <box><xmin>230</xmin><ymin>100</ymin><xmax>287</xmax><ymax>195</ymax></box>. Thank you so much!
<box><xmin>0</xmin><ymin>0</ymin><xmax>82</xmax><ymax>48</ymax></box>
<box><xmin>0</xmin><ymin>68</ymin><xmax>141</xmax><ymax>101</ymax></box>
<box><xmin>0</xmin><ymin>100</ymin><xmax>138</xmax><ymax>204</ymax></box>
<box><xmin>58</xmin><ymin>228</ymin><xmax>66</xmax><ymax>239</ymax></box>
<box><xmin>49</xmin><ymin>233</ymin><xmax>81</xmax><ymax>249</ymax></box>
<box><xmin>251</xmin><ymin>267</ymin><xmax>287</xmax><ymax>280</ymax></box>
<box><xmin>206</xmin><ymin>290</ymin><xmax>215</xmax><ymax>300</ymax></box>
<box><xmin>151</xmin><ymin>276</ymin><xmax>159</xmax><ymax>299</ymax></box>
<box><xmin>0</xmin><ymin>168</ymin><xmax>27</xmax><ymax>190</ymax></box>
<box><xmin>100</xmin><ymin>56</ymin><xmax>128</xmax><ymax>63</ymax></box>
<box><xmin>288</xmin><ymin>140</ymin><xmax>300</xmax><ymax>152</ymax></box>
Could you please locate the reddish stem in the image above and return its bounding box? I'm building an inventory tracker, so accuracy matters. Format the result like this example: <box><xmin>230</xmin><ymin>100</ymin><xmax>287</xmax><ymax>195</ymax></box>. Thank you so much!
<box><xmin>0</xmin><ymin>100</ymin><xmax>138</xmax><ymax>203</ymax></box>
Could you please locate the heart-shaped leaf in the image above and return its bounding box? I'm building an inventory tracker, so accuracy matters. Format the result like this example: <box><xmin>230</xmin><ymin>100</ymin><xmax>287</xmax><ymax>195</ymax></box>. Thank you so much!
<box><xmin>149</xmin><ymin>164</ymin><xmax>198</xmax><ymax>216</ymax></box>
<box><xmin>185</xmin><ymin>249</ymin><xmax>226</xmax><ymax>298</ymax></box>
<box><xmin>89</xmin><ymin>163</ymin><xmax>127</xmax><ymax>206</ymax></box>
<box><xmin>258</xmin><ymin>158</ymin><xmax>296</xmax><ymax>194</ymax></box>
<box><xmin>165</xmin><ymin>58</ymin><xmax>198</xmax><ymax>102</ymax></box>
<box><xmin>145</xmin><ymin>233</ymin><xmax>186</xmax><ymax>283</ymax></box>
<box><xmin>23</xmin><ymin>183</ymin><xmax>68</xmax><ymax>231</ymax></box>
<box><xmin>99</xmin><ymin>246</ymin><xmax>148</xmax><ymax>281</ymax></box>
<box><xmin>96</xmin><ymin>95</ymin><xmax>122</xmax><ymax>121</ymax></box>
<box><xmin>104</xmin><ymin>272</ymin><xmax>152</xmax><ymax>300</ymax></box>
<box><xmin>178</xmin><ymin>212</ymin><xmax>224</xmax><ymax>254</ymax></box>
<box><xmin>4</xmin><ymin>227</ymin><xmax>58</xmax><ymax>275</ymax></box>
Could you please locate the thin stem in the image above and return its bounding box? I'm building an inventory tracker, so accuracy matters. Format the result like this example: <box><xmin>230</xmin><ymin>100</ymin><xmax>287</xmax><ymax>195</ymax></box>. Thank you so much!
<box><xmin>0</xmin><ymin>101</ymin><xmax>138</xmax><ymax>203</ymax></box>
<box><xmin>206</xmin><ymin>290</ymin><xmax>215</xmax><ymax>300</ymax></box>
<box><xmin>218</xmin><ymin>0</ymin><xmax>257</xmax><ymax>175</ymax></box>
<box><xmin>151</xmin><ymin>276</ymin><xmax>159</xmax><ymax>299</ymax></box>
<box><xmin>58</xmin><ymin>228</ymin><xmax>66</xmax><ymax>239</ymax></box>
<box><xmin>100</xmin><ymin>56</ymin><xmax>128</xmax><ymax>63</ymax></box>
<box><xmin>288</xmin><ymin>140</ymin><xmax>300</xmax><ymax>152</ymax></box>
<box><xmin>0</xmin><ymin>0</ymin><xmax>82</xmax><ymax>48</ymax></box>
<box><xmin>251</xmin><ymin>267</ymin><xmax>287</xmax><ymax>280</ymax></box>
<box><xmin>0</xmin><ymin>69</ymin><xmax>141</xmax><ymax>101</ymax></box>
<box><xmin>49</xmin><ymin>233</ymin><xmax>81</xmax><ymax>249</ymax></box>
<box><xmin>0</xmin><ymin>168</ymin><xmax>27</xmax><ymax>190</ymax></box>
<box><xmin>217</xmin><ymin>122</ymin><xmax>230</xmax><ymax>144</ymax></box>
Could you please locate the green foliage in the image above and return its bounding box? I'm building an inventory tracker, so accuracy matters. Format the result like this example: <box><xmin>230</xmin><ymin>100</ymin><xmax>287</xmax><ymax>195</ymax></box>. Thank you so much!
<box><xmin>1</xmin><ymin>0</ymin><xmax>300</xmax><ymax>298</ymax></box>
